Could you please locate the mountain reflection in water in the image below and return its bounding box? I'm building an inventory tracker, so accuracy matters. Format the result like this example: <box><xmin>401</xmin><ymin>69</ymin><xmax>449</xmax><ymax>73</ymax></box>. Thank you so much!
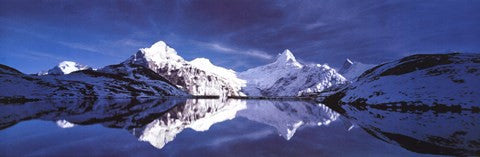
<box><xmin>0</xmin><ymin>98</ymin><xmax>478</xmax><ymax>156</ymax></box>
<box><xmin>0</xmin><ymin>99</ymin><xmax>341</xmax><ymax>150</ymax></box>
<box><xmin>337</xmin><ymin>103</ymin><xmax>480</xmax><ymax>156</ymax></box>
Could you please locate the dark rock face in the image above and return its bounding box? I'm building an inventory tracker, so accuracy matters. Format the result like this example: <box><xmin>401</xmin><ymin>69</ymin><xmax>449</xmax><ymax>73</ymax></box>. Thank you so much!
<box><xmin>0</xmin><ymin>64</ymin><xmax>22</xmax><ymax>75</ymax></box>
<box><xmin>379</xmin><ymin>53</ymin><xmax>457</xmax><ymax>77</ymax></box>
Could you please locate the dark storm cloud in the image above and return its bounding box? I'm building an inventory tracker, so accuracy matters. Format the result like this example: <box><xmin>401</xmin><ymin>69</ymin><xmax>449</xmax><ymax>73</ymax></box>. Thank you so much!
<box><xmin>1</xmin><ymin>0</ymin><xmax>479</xmax><ymax>73</ymax></box>
<box><xmin>173</xmin><ymin>0</ymin><xmax>480</xmax><ymax>66</ymax></box>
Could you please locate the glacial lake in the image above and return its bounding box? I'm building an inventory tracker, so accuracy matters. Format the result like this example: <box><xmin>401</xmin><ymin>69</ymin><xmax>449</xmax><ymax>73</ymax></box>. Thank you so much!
<box><xmin>0</xmin><ymin>98</ymin><xmax>478</xmax><ymax>156</ymax></box>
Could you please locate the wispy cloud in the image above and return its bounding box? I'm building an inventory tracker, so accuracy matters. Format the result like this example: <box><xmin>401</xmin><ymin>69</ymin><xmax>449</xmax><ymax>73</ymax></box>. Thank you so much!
<box><xmin>304</xmin><ymin>21</ymin><xmax>327</xmax><ymax>30</ymax></box>
<box><xmin>26</xmin><ymin>50</ymin><xmax>66</xmax><ymax>61</ymax></box>
<box><xmin>57</xmin><ymin>41</ymin><xmax>102</xmax><ymax>53</ymax></box>
<box><xmin>107</xmin><ymin>39</ymin><xmax>148</xmax><ymax>48</ymax></box>
<box><xmin>8</xmin><ymin>50</ymin><xmax>66</xmax><ymax>61</ymax></box>
<box><xmin>57</xmin><ymin>38</ymin><xmax>146</xmax><ymax>57</ymax></box>
<box><xmin>198</xmin><ymin>42</ymin><xmax>273</xmax><ymax>60</ymax></box>
<box><xmin>208</xmin><ymin>43</ymin><xmax>236</xmax><ymax>52</ymax></box>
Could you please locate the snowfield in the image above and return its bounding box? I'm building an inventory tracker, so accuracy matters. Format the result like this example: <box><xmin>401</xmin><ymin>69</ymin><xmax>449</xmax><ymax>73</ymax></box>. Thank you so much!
<box><xmin>325</xmin><ymin>53</ymin><xmax>480</xmax><ymax>109</ymax></box>
<box><xmin>0</xmin><ymin>63</ymin><xmax>186</xmax><ymax>100</ymax></box>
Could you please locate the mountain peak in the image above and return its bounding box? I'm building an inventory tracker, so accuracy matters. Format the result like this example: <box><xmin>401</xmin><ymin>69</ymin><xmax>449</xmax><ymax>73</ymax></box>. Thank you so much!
<box><xmin>338</xmin><ymin>58</ymin><xmax>354</xmax><ymax>74</ymax></box>
<box><xmin>277</xmin><ymin>49</ymin><xmax>295</xmax><ymax>61</ymax></box>
<box><xmin>149</xmin><ymin>40</ymin><xmax>168</xmax><ymax>50</ymax></box>
<box><xmin>274</xmin><ymin>49</ymin><xmax>302</xmax><ymax>68</ymax></box>
<box><xmin>40</xmin><ymin>61</ymin><xmax>88</xmax><ymax>75</ymax></box>
<box><xmin>345</xmin><ymin>58</ymin><xmax>353</xmax><ymax>65</ymax></box>
<box><xmin>56</xmin><ymin>61</ymin><xmax>88</xmax><ymax>74</ymax></box>
<box><xmin>131</xmin><ymin>40</ymin><xmax>184</xmax><ymax>65</ymax></box>
<box><xmin>58</xmin><ymin>61</ymin><xmax>78</xmax><ymax>67</ymax></box>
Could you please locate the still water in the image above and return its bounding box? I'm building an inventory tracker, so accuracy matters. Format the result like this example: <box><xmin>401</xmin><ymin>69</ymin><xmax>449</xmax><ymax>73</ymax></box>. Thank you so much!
<box><xmin>0</xmin><ymin>98</ymin><xmax>478</xmax><ymax>156</ymax></box>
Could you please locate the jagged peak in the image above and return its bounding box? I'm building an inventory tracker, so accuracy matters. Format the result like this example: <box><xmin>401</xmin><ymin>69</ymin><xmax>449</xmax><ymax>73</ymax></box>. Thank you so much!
<box><xmin>339</xmin><ymin>58</ymin><xmax>354</xmax><ymax>74</ymax></box>
<box><xmin>131</xmin><ymin>40</ymin><xmax>184</xmax><ymax>65</ymax></box>
<box><xmin>273</xmin><ymin>49</ymin><xmax>303</xmax><ymax>68</ymax></box>
<box><xmin>345</xmin><ymin>58</ymin><xmax>353</xmax><ymax>65</ymax></box>
<box><xmin>276</xmin><ymin>49</ymin><xmax>296</xmax><ymax>62</ymax></box>
<box><xmin>140</xmin><ymin>40</ymin><xmax>179</xmax><ymax>56</ymax></box>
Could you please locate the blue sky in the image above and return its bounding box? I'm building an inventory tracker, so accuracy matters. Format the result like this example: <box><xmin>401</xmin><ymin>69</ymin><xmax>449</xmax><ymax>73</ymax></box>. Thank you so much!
<box><xmin>1</xmin><ymin>0</ymin><xmax>479</xmax><ymax>74</ymax></box>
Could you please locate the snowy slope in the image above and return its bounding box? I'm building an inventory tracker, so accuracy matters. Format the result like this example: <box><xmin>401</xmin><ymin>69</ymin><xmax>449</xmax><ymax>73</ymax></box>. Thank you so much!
<box><xmin>338</xmin><ymin>58</ymin><xmax>376</xmax><ymax>81</ymax></box>
<box><xmin>189</xmin><ymin>58</ymin><xmax>246</xmax><ymax>91</ymax></box>
<box><xmin>0</xmin><ymin>63</ymin><xmax>186</xmax><ymax>100</ymax></box>
<box><xmin>239</xmin><ymin>49</ymin><xmax>347</xmax><ymax>96</ymax></box>
<box><xmin>325</xmin><ymin>53</ymin><xmax>480</xmax><ymax>109</ymax></box>
<box><xmin>123</xmin><ymin>41</ymin><xmax>245</xmax><ymax>97</ymax></box>
<box><xmin>38</xmin><ymin>61</ymin><xmax>90</xmax><ymax>75</ymax></box>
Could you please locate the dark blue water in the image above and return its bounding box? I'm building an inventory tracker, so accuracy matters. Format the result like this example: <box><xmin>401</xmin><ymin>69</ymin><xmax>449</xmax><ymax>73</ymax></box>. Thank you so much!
<box><xmin>0</xmin><ymin>99</ymin><xmax>477</xmax><ymax>156</ymax></box>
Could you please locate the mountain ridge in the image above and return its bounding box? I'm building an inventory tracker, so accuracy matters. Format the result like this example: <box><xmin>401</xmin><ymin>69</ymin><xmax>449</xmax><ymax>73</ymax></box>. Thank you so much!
<box><xmin>38</xmin><ymin>61</ymin><xmax>90</xmax><ymax>75</ymax></box>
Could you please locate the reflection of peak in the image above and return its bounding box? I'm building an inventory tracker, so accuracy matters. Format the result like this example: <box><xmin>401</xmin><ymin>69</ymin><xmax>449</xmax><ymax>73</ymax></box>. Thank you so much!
<box><xmin>138</xmin><ymin>99</ymin><xmax>247</xmax><ymax>149</ymax></box>
<box><xmin>237</xmin><ymin>101</ymin><xmax>339</xmax><ymax>140</ymax></box>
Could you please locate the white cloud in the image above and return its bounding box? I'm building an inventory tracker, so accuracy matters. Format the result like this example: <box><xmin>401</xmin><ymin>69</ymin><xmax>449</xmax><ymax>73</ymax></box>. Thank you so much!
<box><xmin>199</xmin><ymin>42</ymin><xmax>273</xmax><ymax>60</ymax></box>
<box><xmin>244</xmin><ymin>50</ymin><xmax>273</xmax><ymax>60</ymax></box>
<box><xmin>305</xmin><ymin>21</ymin><xmax>327</xmax><ymax>30</ymax></box>
<box><xmin>208</xmin><ymin>43</ymin><xmax>236</xmax><ymax>52</ymax></box>
<box><xmin>108</xmin><ymin>39</ymin><xmax>148</xmax><ymax>47</ymax></box>
<box><xmin>58</xmin><ymin>41</ymin><xmax>102</xmax><ymax>53</ymax></box>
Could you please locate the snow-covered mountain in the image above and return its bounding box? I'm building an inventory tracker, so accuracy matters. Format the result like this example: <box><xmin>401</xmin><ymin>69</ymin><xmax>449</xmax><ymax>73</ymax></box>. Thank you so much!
<box><xmin>0</xmin><ymin>63</ymin><xmax>186</xmax><ymax>100</ymax></box>
<box><xmin>324</xmin><ymin>53</ymin><xmax>480</xmax><ymax>109</ymax></box>
<box><xmin>338</xmin><ymin>58</ymin><xmax>376</xmax><ymax>81</ymax></box>
<box><xmin>38</xmin><ymin>61</ymin><xmax>90</xmax><ymax>75</ymax></box>
<box><xmin>123</xmin><ymin>41</ymin><xmax>245</xmax><ymax>97</ymax></box>
<box><xmin>239</xmin><ymin>49</ymin><xmax>347</xmax><ymax>96</ymax></box>
<box><xmin>1</xmin><ymin>40</ymin><xmax>352</xmax><ymax>98</ymax></box>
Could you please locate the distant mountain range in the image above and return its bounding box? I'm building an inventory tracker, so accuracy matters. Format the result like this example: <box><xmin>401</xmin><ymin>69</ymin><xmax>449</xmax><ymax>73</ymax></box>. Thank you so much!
<box><xmin>37</xmin><ymin>61</ymin><xmax>90</xmax><ymax>75</ymax></box>
<box><xmin>1</xmin><ymin>40</ymin><xmax>479</xmax><ymax>106</ymax></box>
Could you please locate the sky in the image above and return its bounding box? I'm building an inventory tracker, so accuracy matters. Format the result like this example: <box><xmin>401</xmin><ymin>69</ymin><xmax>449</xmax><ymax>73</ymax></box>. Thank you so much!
<box><xmin>0</xmin><ymin>0</ymin><xmax>479</xmax><ymax>74</ymax></box>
